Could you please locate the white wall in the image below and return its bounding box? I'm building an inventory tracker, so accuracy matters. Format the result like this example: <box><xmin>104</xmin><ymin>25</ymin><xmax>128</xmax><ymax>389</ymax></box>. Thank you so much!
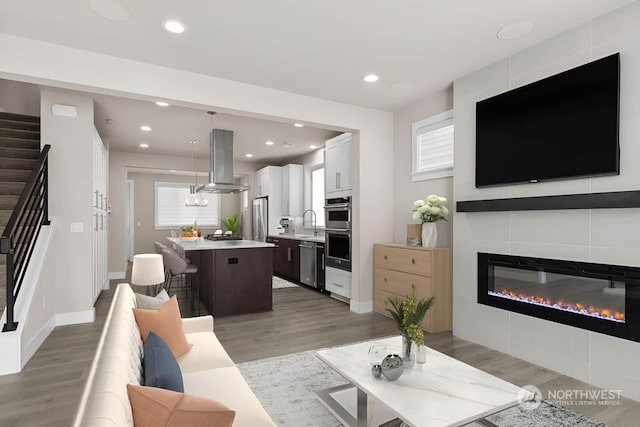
<box><xmin>0</xmin><ymin>78</ymin><xmax>40</xmax><ymax>115</ymax></box>
<box><xmin>393</xmin><ymin>90</ymin><xmax>453</xmax><ymax>246</ymax></box>
<box><xmin>0</xmin><ymin>32</ymin><xmax>394</xmax><ymax>313</ymax></box>
<box><xmin>453</xmin><ymin>1</ymin><xmax>640</xmax><ymax>400</ymax></box>
<box><xmin>287</xmin><ymin>147</ymin><xmax>325</xmax><ymax>230</ymax></box>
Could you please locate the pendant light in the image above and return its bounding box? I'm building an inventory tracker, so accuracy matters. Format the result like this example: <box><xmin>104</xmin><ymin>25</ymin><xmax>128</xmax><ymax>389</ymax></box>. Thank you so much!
<box><xmin>185</xmin><ymin>140</ymin><xmax>208</xmax><ymax>207</ymax></box>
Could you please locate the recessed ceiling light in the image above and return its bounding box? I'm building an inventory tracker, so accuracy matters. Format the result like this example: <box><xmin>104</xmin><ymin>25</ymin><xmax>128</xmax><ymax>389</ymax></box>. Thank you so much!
<box><xmin>265</xmin><ymin>140</ymin><xmax>274</xmax><ymax>146</ymax></box>
<box><xmin>170</xmin><ymin>169</ymin><xmax>176</xmax><ymax>173</ymax></box>
<box><xmin>88</xmin><ymin>0</ymin><xmax>130</xmax><ymax>22</ymax></box>
<box><xmin>497</xmin><ymin>21</ymin><xmax>534</xmax><ymax>40</ymax></box>
<box><xmin>245</xmin><ymin>153</ymin><xmax>253</xmax><ymax>158</ymax></box>
<box><xmin>162</xmin><ymin>19</ymin><xmax>186</xmax><ymax>34</ymax></box>
<box><xmin>155</xmin><ymin>101</ymin><xmax>170</xmax><ymax>107</ymax></box>
<box><xmin>140</xmin><ymin>125</ymin><xmax>151</xmax><ymax>131</ymax></box>
<box><xmin>309</xmin><ymin>145</ymin><xmax>318</xmax><ymax>149</ymax></box>
<box><xmin>139</xmin><ymin>143</ymin><xmax>149</xmax><ymax>148</ymax></box>
<box><xmin>188</xmin><ymin>140</ymin><xmax>196</xmax><ymax>144</ymax></box>
<box><xmin>282</xmin><ymin>142</ymin><xmax>295</xmax><ymax>148</ymax></box>
<box><xmin>294</xmin><ymin>123</ymin><xmax>304</xmax><ymax>128</ymax></box>
<box><xmin>362</xmin><ymin>74</ymin><xmax>379</xmax><ymax>83</ymax></box>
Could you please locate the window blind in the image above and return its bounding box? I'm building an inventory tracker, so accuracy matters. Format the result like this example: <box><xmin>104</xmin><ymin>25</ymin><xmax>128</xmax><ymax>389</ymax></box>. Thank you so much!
<box><xmin>417</xmin><ymin>123</ymin><xmax>454</xmax><ymax>173</ymax></box>
<box><xmin>155</xmin><ymin>182</ymin><xmax>220</xmax><ymax>228</ymax></box>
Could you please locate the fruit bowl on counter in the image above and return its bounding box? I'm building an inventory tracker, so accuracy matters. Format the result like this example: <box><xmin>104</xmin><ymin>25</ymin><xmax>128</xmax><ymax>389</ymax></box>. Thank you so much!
<box><xmin>179</xmin><ymin>236</ymin><xmax>198</xmax><ymax>242</ymax></box>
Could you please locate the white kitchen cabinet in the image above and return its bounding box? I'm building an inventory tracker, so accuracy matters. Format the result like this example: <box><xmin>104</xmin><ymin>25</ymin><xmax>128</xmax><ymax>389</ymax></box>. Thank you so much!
<box><xmin>326</xmin><ymin>266</ymin><xmax>352</xmax><ymax>299</ymax></box>
<box><xmin>325</xmin><ymin>133</ymin><xmax>352</xmax><ymax>197</ymax></box>
<box><xmin>92</xmin><ymin>127</ymin><xmax>108</xmax><ymax>304</ymax></box>
<box><xmin>254</xmin><ymin>166</ymin><xmax>283</xmax><ymax>236</ymax></box>
<box><xmin>281</xmin><ymin>164</ymin><xmax>303</xmax><ymax>217</ymax></box>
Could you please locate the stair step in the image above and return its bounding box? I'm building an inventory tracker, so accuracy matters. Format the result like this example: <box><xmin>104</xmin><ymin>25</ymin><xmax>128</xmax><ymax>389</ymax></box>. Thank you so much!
<box><xmin>0</xmin><ymin>147</ymin><xmax>40</xmax><ymax>160</ymax></box>
<box><xmin>0</xmin><ymin>119</ymin><xmax>39</xmax><ymax>132</ymax></box>
<box><xmin>0</xmin><ymin>182</ymin><xmax>25</xmax><ymax>196</ymax></box>
<box><xmin>0</xmin><ymin>128</ymin><xmax>40</xmax><ymax>141</ymax></box>
<box><xmin>0</xmin><ymin>137</ymin><xmax>40</xmax><ymax>151</ymax></box>
<box><xmin>0</xmin><ymin>112</ymin><xmax>39</xmax><ymax>124</ymax></box>
<box><xmin>0</xmin><ymin>169</ymin><xmax>31</xmax><ymax>182</ymax></box>
<box><xmin>0</xmin><ymin>196</ymin><xmax>19</xmax><ymax>210</ymax></box>
<box><xmin>0</xmin><ymin>157</ymin><xmax>38</xmax><ymax>170</ymax></box>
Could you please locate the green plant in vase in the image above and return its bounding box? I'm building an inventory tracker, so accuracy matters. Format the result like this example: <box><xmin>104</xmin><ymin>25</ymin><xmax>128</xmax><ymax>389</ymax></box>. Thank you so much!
<box><xmin>386</xmin><ymin>288</ymin><xmax>434</xmax><ymax>366</ymax></box>
<box><xmin>222</xmin><ymin>213</ymin><xmax>241</xmax><ymax>237</ymax></box>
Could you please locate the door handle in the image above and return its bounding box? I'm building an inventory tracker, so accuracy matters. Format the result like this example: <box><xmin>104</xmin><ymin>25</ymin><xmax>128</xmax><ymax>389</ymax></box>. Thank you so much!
<box><xmin>94</xmin><ymin>213</ymin><xmax>98</xmax><ymax>231</ymax></box>
<box><xmin>94</xmin><ymin>190</ymin><xmax>99</xmax><ymax>208</ymax></box>
<box><xmin>287</xmin><ymin>247</ymin><xmax>291</xmax><ymax>262</ymax></box>
<box><xmin>322</xmin><ymin>254</ymin><xmax>325</xmax><ymax>270</ymax></box>
<box><xmin>100</xmin><ymin>214</ymin><xmax>104</xmax><ymax>230</ymax></box>
<box><xmin>335</xmin><ymin>172</ymin><xmax>338</xmax><ymax>188</ymax></box>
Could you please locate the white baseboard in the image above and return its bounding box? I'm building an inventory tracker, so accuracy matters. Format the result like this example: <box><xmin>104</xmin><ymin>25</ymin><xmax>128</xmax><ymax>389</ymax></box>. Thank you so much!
<box><xmin>350</xmin><ymin>300</ymin><xmax>373</xmax><ymax>314</ymax></box>
<box><xmin>22</xmin><ymin>316</ymin><xmax>56</xmax><ymax>368</ymax></box>
<box><xmin>56</xmin><ymin>309</ymin><xmax>95</xmax><ymax>326</ymax></box>
<box><xmin>108</xmin><ymin>271</ymin><xmax>126</xmax><ymax>280</ymax></box>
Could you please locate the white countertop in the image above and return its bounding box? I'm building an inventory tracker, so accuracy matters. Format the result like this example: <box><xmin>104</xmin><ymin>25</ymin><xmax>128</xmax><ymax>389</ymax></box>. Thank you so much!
<box><xmin>316</xmin><ymin>336</ymin><xmax>523</xmax><ymax>427</ymax></box>
<box><xmin>268</xmin><ymin>234</ymin><xmax>325</xmax><ymax>243</ymax></box>
<box><xmin>168</xmin><ymin>237</ymin><xmax>275</xmax><ymax>251</ymax></box>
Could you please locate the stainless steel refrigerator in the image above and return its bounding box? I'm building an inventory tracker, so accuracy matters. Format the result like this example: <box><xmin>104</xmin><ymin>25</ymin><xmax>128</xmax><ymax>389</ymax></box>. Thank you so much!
<box><xmin>252</xmin><ymin>197</ymin><xmax>268</xmax><ymax>241</ymax></box>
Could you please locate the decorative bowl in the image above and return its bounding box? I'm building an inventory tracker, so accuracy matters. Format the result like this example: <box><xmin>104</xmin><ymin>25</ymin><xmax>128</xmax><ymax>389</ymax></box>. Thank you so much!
<box><xmin>179</xmin><ymin>236</ymin><xmax>198</xmax><ymax>242</ymax></box>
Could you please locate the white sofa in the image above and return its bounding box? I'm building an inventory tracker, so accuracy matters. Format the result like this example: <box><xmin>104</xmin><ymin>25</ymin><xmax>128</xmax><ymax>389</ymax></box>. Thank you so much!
<box><xmin>73</xmin><ymin>283</ymin><xmax>276</xmax><ymax>427</ymax></box>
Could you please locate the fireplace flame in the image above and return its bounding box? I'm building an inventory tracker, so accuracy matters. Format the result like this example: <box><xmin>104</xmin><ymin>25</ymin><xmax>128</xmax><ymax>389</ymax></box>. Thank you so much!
<box><xmin>494</xmin><ymin>288</ymin><xmax>624</xmax><ymax>323</ymax></box>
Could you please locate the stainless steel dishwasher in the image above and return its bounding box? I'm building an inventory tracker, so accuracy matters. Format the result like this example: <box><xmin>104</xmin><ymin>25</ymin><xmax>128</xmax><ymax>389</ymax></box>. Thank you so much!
<box><xmin>299</xmin><ymin>241</ymin><xmax>317</xmax><ymax>288</ymax></box>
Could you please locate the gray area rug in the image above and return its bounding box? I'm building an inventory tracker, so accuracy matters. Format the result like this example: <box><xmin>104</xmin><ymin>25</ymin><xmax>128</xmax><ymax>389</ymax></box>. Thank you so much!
<box><xmin>237</xmin><ymin>349</ymin><xmax>606</xmax><ymax>427</ymax></box>
<box><xmin>273</xmin><ymin>276</ymin><xmax>299</xmax><ymax>289</ymax></box>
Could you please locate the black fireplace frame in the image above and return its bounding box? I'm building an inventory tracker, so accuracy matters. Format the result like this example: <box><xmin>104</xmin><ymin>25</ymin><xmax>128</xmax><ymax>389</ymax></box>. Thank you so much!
<box><xmin>478</xmin><ymin>253</ymin><xmax>640</xmax><ymax>342</ymax></box>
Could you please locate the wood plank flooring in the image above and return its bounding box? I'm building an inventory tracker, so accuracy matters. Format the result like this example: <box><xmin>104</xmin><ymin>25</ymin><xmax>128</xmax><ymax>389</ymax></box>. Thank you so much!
<box><xmin>0</xmin><ymin>280</ymin><xmax>639</xmax><ymax>426</ymax></box>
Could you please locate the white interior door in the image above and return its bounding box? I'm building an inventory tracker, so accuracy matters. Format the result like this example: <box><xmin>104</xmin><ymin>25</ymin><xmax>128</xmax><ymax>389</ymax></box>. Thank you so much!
<box><xmin>125</xmin><ymin>179</ymin><xmax>134</xmax><ymax>261</ymax></box>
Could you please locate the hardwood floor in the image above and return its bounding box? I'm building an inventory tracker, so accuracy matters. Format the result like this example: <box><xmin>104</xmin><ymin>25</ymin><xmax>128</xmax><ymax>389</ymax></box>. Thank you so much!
<box><xmin>0</xmin><ymin>280</ymin><xmax>639</xmax><ymax>426</ymax></box>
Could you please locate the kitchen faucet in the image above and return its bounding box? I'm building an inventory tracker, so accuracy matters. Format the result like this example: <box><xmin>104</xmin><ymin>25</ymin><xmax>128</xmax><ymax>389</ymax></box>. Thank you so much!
<box><xmin>302</xmin><ymin>209</ymin><xmax>317</xmax><ymax>236</ymax></box>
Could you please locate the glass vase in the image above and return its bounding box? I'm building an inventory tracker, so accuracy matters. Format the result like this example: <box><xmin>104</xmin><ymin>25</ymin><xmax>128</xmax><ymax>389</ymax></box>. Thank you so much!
<box><xmin>402</xmin><ymin>335</ymin><xmax>416</xmax><ymax>368</ymax></box>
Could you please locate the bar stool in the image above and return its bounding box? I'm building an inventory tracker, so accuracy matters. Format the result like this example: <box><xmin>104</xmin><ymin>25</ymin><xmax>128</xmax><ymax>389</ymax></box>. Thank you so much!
<box><xmin>162</xmin><ymin>249</ymin><xmax>200</xmax><ymax>314</ymax></box>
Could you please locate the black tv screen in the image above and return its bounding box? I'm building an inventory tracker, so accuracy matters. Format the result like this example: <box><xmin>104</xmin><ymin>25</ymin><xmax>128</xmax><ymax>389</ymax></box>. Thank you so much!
<box><xmin>475</xmin><ymin>53</ymin><xmax>620</xmax><ymax>187</ymax></box>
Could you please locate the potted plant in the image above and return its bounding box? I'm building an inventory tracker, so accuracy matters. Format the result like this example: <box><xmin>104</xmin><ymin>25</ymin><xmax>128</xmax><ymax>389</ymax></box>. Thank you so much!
<box><xmin>222</xmin><ymin>213</ymin><xmax>241</xmax><ymax>237</ymax></box>
<box><xmin>386</xmin><ymin>288</ymin><xmax>434</xmax><ymax>367</ymax></box>
<box><xmin>412</xmin><ymin>195</ymin><xmax>449</xmax><ymax>247</ymax></box>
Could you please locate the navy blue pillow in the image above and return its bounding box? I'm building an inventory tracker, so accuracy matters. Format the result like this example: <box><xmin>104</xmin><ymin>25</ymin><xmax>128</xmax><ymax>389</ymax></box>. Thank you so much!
<box><xmin>143</xmin><ymin>331</ymin><xmax>184</xmax><ymax>392</ymax></box>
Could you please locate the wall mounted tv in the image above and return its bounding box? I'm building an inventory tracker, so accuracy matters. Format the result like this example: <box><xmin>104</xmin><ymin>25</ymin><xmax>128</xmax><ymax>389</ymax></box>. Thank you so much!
<box><xmin>475</xmin><ymin>53</ymin><xmax>620</xmax><ymax>188</ymax></box>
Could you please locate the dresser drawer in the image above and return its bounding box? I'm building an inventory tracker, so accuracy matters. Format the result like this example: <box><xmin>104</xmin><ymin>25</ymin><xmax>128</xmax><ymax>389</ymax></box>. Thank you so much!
<box><xmin>374</xmin><ymin>245</ymin><xmax>432</xmax><ymax>276</ymax></box>
<box><xmin>374</xmin><ymin>267</ymin><xmax>432</xmax><ymax>299</ymax></box>
<box><xmin>374</xmin><ymin>288</ymin><xmax>434</xmax><ymax>331</ymax></box>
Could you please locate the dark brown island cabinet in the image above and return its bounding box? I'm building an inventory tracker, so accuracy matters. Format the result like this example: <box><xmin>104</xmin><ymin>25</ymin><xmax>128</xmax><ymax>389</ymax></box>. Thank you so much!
<box><xmin>170</xmin><ymin>239</ymin><xmax>275</xmax><ymax>316</ymax></box>
<box><xmin>266</xmin><ymin>236</ymin><xmax>300</xmax><ymax>282</ymax></box>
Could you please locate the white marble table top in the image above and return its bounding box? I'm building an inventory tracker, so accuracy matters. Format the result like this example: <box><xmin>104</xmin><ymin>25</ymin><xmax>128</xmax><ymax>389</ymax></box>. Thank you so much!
<box><xmin>316</xmin><ymin>336</ymin><xmax>523</xmax><ymax>427</ymax></box>
<box><xmin>167</xmin><ymin>237</ymin><xmax>275</xmax><ymax>251</ymax></box>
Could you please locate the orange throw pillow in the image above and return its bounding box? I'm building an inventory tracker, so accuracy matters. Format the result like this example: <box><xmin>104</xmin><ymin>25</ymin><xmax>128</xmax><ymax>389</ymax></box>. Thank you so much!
<box><xmin>133</xmin><ymin>296</ymin><xmax>191</xmax><ymax>358</ymax></box>
<box><xmin>127</xmin><ymin>384</ymin><xmax>235</xmax><ymax>427</ymax></box>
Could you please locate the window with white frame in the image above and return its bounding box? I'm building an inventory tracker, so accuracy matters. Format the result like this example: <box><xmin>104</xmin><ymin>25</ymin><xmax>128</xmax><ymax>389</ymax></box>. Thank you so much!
<box><xmin>155</xmin><ymin>182</ymin><xmax>220</xmax><ymax>228</ymax></box>
<box><xmin>311</xmin><ymin>166</ymin><xmax>325</xmax><ymax>227</ymax></box>
<box><xmin>411</xmin><ymin>110</ymin><xmax>454</xmax><ymax>182</ymax></box>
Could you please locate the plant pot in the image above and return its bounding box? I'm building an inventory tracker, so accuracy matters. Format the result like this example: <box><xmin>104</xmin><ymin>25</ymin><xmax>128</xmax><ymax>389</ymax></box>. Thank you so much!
<box><xmin>421</xmin><ymin>222</ymin><xmax>437</xmax><ymax>247</ymax></box>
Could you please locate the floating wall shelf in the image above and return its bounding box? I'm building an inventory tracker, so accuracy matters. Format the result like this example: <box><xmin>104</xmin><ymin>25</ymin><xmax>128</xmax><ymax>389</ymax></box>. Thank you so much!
<box><xmin>456</xmin><ymin>190</ymin><xmax>640</xmax><ymax>212</ymax></box>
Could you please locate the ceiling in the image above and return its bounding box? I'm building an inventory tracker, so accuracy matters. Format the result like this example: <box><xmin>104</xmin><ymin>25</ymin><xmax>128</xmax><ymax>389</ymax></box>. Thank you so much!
<box><xmin>0</xmin><ymin>1</ymin><xmax>634</xmax><ymax>111</ymax></box>
<box><xmin>0</xmin><ymin>78</ymin><xmax>339</xmax><ymax>162</ymax></box>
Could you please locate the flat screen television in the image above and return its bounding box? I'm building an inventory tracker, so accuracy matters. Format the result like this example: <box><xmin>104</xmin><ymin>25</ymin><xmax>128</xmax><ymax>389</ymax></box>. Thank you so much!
<box><xmin>475</xmin><ymin>53</ymin><xmax>620</xmax><ymax>188</ymax></box>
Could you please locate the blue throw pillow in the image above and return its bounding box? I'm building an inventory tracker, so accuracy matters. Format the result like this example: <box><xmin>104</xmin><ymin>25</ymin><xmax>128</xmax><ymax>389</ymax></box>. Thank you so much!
<box><xmin>143</xmin><ymin>331</ymin><xmax>184</xmax><ymax>392</ymax></box>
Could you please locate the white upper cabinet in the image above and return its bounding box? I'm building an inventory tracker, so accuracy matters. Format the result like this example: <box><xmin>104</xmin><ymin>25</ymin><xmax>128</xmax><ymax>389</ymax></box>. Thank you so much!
<box><xmin>282</xmin><ymin>164</ymin><xmax>303</xmax><ymax>217</ymax></box>
<box><xmin>325</xmin><ymin>133</ymin><xmax>352</xmax><ymax>197</ymax></box>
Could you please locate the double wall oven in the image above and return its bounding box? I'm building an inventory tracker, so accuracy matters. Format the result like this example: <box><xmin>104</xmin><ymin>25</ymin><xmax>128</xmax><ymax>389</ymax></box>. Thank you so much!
<box><xmin>325</xmin><ymin>196</ymin><xmax>351</xmax><ymax>272</ymax></box>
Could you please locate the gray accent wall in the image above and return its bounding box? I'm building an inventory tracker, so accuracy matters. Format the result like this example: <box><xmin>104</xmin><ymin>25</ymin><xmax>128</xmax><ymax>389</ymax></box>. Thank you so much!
<box><xmin>452</xmin><ymin>1</ymin><xmax>640</xmax><ymax>400</ymax></box>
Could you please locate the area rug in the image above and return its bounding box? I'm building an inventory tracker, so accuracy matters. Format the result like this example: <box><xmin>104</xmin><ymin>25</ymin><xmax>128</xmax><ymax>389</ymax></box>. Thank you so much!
<box><xmin>272</xmin><ymin>276</ymin><xmax>299</xmax><ymax>289</ymax></box>
<box><xmin>237</xmin><ymin>349</ymin><xmax>606</xmax><ymax>427</ymax></box>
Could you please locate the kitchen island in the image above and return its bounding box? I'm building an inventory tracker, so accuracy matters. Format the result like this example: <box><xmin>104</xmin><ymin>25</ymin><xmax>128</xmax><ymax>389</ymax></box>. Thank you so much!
<box><xmin>168</xmin><ymin>238</ymin><xmax>275</xmax><ymax>316</ymax></box>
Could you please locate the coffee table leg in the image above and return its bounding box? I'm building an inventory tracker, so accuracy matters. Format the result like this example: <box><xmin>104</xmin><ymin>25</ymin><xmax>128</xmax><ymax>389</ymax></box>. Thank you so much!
<box><xmin>316</xmin><ymin>384</ymin><xmax>368</xmax><ymax>427</ymax></box>
<box><xmin>357</xmin><ymin>387</ymin><xmax>367</xmax><ymax>427</ymax></box>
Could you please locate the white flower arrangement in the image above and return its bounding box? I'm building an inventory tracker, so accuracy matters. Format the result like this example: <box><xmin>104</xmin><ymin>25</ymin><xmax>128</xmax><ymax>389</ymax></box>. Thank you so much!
<box><xmin>412</xmin><ymin>195</ymin><xmax>449</xmax><ymax>223</ymax></box>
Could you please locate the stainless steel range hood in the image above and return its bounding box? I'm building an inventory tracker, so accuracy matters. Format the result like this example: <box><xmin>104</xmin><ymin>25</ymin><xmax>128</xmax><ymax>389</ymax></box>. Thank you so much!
<box><xmin>197</xmin><ymin>129</ymin><xmax>250</xmax><ymax>194</ymax></box>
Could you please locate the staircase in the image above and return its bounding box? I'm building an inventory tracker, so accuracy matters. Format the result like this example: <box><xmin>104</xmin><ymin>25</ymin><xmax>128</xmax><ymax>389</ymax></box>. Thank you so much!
<box><xmin>0</xmin><ymin>112</ymin><xmax>41</xmax><ymax>313</ymax></box>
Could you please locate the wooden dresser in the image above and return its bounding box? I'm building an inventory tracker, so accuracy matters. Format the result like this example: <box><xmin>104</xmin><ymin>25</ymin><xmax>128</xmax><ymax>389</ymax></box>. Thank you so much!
<box><xmin>373</xmin><ymin>244</ymin><xmax>452</xmax><ymax>333</ymax></box>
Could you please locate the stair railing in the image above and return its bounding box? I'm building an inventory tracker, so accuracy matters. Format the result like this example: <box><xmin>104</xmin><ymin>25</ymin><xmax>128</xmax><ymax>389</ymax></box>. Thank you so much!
<box><xmin>1</xmin><ymin>145</ymin><xmax>51</xmax><ymax>332</ymax></box>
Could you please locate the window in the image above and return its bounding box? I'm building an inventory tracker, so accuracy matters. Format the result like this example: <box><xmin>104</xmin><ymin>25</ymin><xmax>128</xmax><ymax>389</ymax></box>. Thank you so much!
<box><xmin>411</xmin><ymin>110</ymin><xmax>454</xmax><ymax>182</ymax></box>
<box><xmin>311</xmin><ymin>167</ymin><xmax>325</xmax><ymax>227</ymax></box>
<box><xmin>155</xmin><ymin>182</ymin><xmax>220</xmax><ymax>228</ymax></box>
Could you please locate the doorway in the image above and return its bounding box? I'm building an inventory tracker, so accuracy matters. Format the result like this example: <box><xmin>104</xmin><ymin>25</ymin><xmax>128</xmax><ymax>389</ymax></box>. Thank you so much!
<box><xmin>125</xmin><ymin>179</ymin><xmax>134</xmax><ymax>261</ymax></box>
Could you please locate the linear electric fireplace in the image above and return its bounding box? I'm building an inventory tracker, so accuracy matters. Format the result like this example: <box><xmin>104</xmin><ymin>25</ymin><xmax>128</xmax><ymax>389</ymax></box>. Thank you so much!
<box><xmin>478</xmin><ymin>253</ymin><xmax>640</xmax><ymax>342</ymax></box>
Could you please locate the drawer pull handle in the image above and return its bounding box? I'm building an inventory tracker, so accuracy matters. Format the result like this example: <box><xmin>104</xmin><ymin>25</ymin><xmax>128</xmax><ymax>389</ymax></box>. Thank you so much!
<box><xmin>411</xmin><ymin>284</ymin><xmax>415</xmax><ymax>290</ymax></box>
<box><xmin>384</xmin><ymin>277</ymin><xmax>387</xmax><ymax>283</ymax></box>
<box><xmin>384</xmin><ymin>255</ymin><xmax>388</xmax><ymax>260</ymax></box>
<box><xmin>411</xmin><ymin>258</ymin><xmax>415</xmax><ymax>264</ymax></box>
<box><xmin>333</xmin><ymin>282</ymin><xmax>344</xmax><ymax>288</ymax></box>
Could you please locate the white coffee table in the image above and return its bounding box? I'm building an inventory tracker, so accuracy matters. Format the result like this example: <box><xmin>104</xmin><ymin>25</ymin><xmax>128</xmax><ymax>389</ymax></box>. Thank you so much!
<box><xmin>316</xmin><ymin>336</ymin><xmax>523</xmax><ymax>427</ymax></box>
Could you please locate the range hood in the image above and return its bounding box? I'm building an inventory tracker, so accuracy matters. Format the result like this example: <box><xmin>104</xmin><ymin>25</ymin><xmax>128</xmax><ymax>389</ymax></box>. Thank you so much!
<box><xmin>197</xmin><ymin>129</ymin><xmax>250</xmax><ymax>194</ymax></box>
